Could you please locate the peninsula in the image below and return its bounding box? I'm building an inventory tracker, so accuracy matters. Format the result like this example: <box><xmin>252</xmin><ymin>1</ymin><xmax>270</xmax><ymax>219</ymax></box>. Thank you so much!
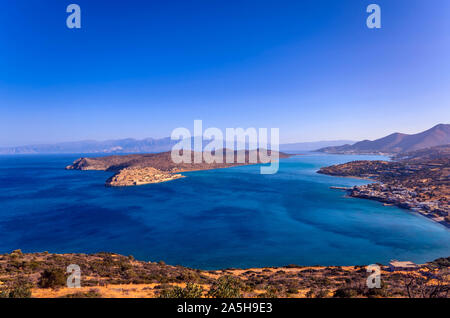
<box><xmin>318</xmin><ymin>145</ymin><xmax>450</xmax><ymax>227</ymax></box>
<box><xmin>66</xmin><ymin>149</ymin><xmax>290</xmax><ymax>186</ymax></box>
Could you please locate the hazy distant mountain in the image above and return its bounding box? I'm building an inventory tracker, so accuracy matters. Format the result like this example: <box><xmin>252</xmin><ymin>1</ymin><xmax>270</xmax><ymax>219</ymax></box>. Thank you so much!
<box><xmin>279</xmin><ymin>140</ymin><xmax>355</xmax><ymax>152</ymax></box>
<box><xmin>0</xmin><ymin>138</ymin><xmax>178</xmax><ymax>154</ymax></box>
<box><xmin>317</xmin><ymin>124</ymin><xmax>450</xmax><ymax>154</ymax></box>
<box><xmin>0</xmin><ymin>138</ymin><xmax>355</xmax><ymax>155</ymax></box>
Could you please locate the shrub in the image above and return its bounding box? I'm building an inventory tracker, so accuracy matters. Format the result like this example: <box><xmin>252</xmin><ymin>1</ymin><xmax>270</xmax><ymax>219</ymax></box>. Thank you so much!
<box><xmin>176</xmin><ymin>271</ymin><xmax>200</xmax><ymax>282</ymax></box>
<box><xmin>365</xmin><ymin>281</ymin><xmax>389</xmax><ymax>298</ymax></box>
<box><xmin>287</xmin><ymin>286</ymin><xmax>299</xmax><ymax>295</ymax></box>
<box><xmin>8</xmin><ymin>285</ymin><xmax>32</xmax><ymax>298</ymax></box>
<box><xmin>61</xmin><ymin>289</ymin><xmax>101</xmax><ymax>298</ymax></box>
<box><xmin>159</xmin><ymin>286</ymin><xmax>184</xmax><ymax>298</ymax></box>
<box><xmin>207</xmin><ymin>275</ymin><xmax>241</xmax><ymax>298</ymax></box>
<box><xmin>258</xmin><ymin>286</ymin><xmax>278</xmax><ymax>298</ymax></box>
<box><xmin>333</xmin><ymin>287</ymin><xmax>358</xmax><ymax>298</ymax></box>
<box><xmin>430</xmin><ymin>257</ymin><xmax>450</xmax><ymax>269</ymax></box>
<box><xmin>0</xmin><ymin>279</ymin><xmax>32</xmax><ymax>298</ymax></box>
<box><xmin>159</xmin><ymin>283</ymin><xmax>204</xmax><ymax>298</ymax></box>
<box><xmin>315</xmin><ymin>289</ymin><xmax>330</xmax><ymax>298</ymax></box>
<box><xmin>38</xmin><ymin>268</ymin><xmax>67</xmax><ymax>289</ymax></box>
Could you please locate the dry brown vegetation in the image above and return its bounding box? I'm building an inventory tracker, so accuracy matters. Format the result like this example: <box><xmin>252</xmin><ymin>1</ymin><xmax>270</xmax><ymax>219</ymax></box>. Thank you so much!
<box><xmin>0</xmin><ymin>250</ymin><xmax>448</xmax><ymax>298</ymax></box>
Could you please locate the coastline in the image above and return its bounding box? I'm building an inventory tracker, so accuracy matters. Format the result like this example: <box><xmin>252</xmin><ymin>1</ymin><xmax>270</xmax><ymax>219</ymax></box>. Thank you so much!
<box><xmin>321</xmin><ymin>170</ymin><xmax>449</xmax><ymax>229</ymax></box>
<box><xmin>344</xmin><ymin>185</ymin><xmax>450</xmax><ymax>229</ymax></box>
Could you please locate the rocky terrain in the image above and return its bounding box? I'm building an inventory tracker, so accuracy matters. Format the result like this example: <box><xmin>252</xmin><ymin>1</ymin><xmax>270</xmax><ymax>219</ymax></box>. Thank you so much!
<box><xmin>106</xmin><ymin>167</ymin><xmax>185</xmax><ymax>187</ymax></box>
<box><xmin>317</xmin><ymin>124</ymin><xmax>450</xmax><ymax>154</ymax></box>
<box><xmin>0</xmin><ymin>250</ymin><xmax>448</xmax><ymax>298</ymax></box>
<box><xmin>318</xmin><ymin>145</ymin><xmax>450</xmax><ymax>227</ymax></box>
<box><xmin>66</xmin><ymin>149</ymin><xmax>290</xmax><ymax>186</ymax></box>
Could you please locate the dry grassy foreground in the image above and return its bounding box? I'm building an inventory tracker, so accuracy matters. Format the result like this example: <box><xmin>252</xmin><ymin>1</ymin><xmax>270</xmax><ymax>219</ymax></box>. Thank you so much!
<box><xmin>0</xmin><ymin>251</ymin><xmax>448</xmax><ymax>298</ymax></box>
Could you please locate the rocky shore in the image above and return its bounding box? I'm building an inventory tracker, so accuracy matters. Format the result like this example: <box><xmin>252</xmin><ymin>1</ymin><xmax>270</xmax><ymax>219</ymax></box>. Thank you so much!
<box><xmin>318</xmin><ymin>145</ymin><xmax>450</xmax><ymax>228</ymax></box>
<box><xmin>348</xmin><ymin>183</ymin><xmax>449</xmax><ymax>228</ymax></box>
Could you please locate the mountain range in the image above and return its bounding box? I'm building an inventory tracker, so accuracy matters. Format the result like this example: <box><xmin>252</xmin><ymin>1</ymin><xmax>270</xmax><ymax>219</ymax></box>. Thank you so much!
<box><xmin>0</xmin><ymin>138</ymin><xmax>354</xmax><ymax>155</ymax></box>
<box><xmin>0</xmin><ymin>138</ymin><xmax>178</xmax><ymax>155</ymax></box>
<box><xmin>2</xmin><ymin>124</ymin><xmax>448</xmax><ymax>155</ymax></box>
<box><xmin>317</xmin><ymin>124</ymin><xmax>450</xmax><ymax>154</ymax></box>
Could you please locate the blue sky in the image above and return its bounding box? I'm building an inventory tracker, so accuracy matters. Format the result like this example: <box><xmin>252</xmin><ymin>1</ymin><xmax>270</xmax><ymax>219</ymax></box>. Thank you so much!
<box><xmin>1</xmin><ymin>0</ymin><xmax>449</xmax><ymax>146</ymax></box>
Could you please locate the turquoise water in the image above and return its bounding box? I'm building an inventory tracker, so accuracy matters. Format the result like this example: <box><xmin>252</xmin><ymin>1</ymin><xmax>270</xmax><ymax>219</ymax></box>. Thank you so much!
<box><xmin>0</xmin><ymin>153</ymin><xmax>448</xmax><ymax>269</ymax></box>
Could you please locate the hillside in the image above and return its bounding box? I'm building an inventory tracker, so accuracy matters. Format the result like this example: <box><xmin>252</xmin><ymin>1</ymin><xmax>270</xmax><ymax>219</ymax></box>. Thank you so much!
<box><xmin>0</xmin><ymin>251</ymin><xmax>448</xmax><ymax>298</ymax></box>
<box><xmin>317</xmin><ymin>124</ymin><xmax>450</xmax><ymax>154</ymax></box>
<box><xmin>279</xmin><ymin>140</ymin><xmax>355</xmax><ymax>151</ymax></box>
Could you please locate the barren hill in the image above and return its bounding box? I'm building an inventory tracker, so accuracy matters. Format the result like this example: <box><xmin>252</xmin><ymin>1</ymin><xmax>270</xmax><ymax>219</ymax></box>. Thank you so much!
<box><xmin>317</xmin><ymin>124</ymin><xmax>450</xmax><ymax>154</ymax></box>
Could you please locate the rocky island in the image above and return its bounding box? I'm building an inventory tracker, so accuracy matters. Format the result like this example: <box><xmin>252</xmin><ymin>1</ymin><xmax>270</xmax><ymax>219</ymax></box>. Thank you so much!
<box><xmin>66</xmin><ymin>149</ymin><xmax>290</xmax><ymax>187</ymax></box>
<box><xmin>318</xmin><ymin>145</ymin><xmax>450</xmax><ymax>227</ymax></box>
<box><xmin>105</xmin><ymin>167</ymin><xmax>185</xmax><ymax>186</ymax></box>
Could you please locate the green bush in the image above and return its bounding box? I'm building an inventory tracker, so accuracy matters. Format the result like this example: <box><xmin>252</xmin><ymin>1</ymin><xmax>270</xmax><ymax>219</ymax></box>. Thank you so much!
<box><xmin>38</xmin><ymin>268</ymin><xmax>67</xmax><ymax>289</ymax></box>
<box><xmin>0</xmin><ymin>280</ymin><xmax>32</xmax><ymax>298</ymax></box>
<box><xmin>207</xmin><ymin>275</ymin><xmax>241</xmax><ymax>298</ymax></box>
<box><xmin>159</xmin><ymin>283</ymin><xmax>204</xmax><ymax>298</ymax></box>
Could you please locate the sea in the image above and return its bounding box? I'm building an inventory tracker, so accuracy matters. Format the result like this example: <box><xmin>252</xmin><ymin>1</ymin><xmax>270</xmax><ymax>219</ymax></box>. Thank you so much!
<box><xmin>0</xmin><ymin>153</ymin><xmax>448</xmax><ymax>269</ymax></box>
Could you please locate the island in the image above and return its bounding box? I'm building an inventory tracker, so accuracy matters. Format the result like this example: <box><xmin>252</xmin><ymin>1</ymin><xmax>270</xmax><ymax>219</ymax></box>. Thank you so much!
<box><xmin>318</xmin><ymin>145</ymin><xmax>450</xmax><ymax>227</ymax></box>
<box><xmin>66</xmin><ymin>149</ymin><xmax>291</xmax><ymax>187</ymax></box>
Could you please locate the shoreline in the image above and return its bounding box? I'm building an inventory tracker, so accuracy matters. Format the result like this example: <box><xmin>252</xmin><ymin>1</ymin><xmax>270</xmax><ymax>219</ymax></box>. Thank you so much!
<box><xmin>326</xmin><ymin>174</ymin><xmax>450</xmax><ymax>229</ymax></box>
<box><xmin>318</xmin><ymin>148</ymin><xmax>450</xmax><ymax>229</ymax></box>
<box><xmin>324</xmin><ymin>176</ymin><xmax>450</xmax><ymax>229</ymax></box>
<box><xmin>345</xmin><ymin>186</ymin><xmax>450</xmax><ymax>229</ymax></box>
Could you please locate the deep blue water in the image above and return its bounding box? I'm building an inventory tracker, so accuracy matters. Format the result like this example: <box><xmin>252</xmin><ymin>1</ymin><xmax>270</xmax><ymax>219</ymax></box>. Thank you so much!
<box><xmin>0</xmin><ymin>153</ymin><xmax>448</xmax><ymax>269</ymax></box>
